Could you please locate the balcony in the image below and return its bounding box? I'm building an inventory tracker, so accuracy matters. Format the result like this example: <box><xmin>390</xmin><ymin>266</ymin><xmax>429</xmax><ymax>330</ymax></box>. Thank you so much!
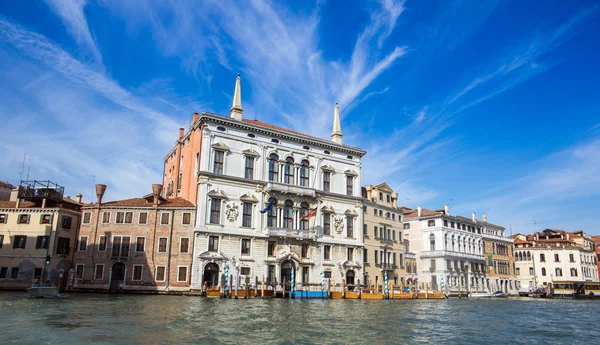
<box><xmin>421</xmin><ymin>250</ymin><xmax>485</xmax><ymax>262</ymax></box>
<box><xmin>265</xmin><ymin>182</ymin><xmax>316</xmax><ymax>198</ymax></box>
<box><xmin>265</xmin><ymin>227</ymin><xmax>316</xmax><ymax>240</ymax></box>
<box><xmin>379</xmin><ymin>263</ymin><xmax>397</xmax><ymax>271</ymax></box>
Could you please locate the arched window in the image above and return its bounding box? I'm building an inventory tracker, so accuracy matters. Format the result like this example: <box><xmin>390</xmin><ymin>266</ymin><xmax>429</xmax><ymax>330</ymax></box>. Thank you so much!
<box><xmin>299</xmin><ymin>202</ymin><xmax>309</xmax><ymax>230</ymax></box>
<box><xmin>444</xmin><ymin>234</ymin><xmax>448</xmax><ymax>250</ymax></box>
<box><xmin>284</xmin><ymin>157</ymin><xmax>295</xmax><ymax>184</ymax></box>
<box><xmin>429</xmin><ymin>234</ymin><xmax>435</xmax><ymax>251</ymax></box>
<box><xmin>299</xmin><ymin>160</ymin><xmax>310</xmax><ymax>187</ymax></box>
<box><xmin>541</xmin><ymin>267</ymin><xmax>546</xmax><ymax>276</ymax></box>
<box><xmin>451</xmin><ymin>235</ymin><xmax>455</xmax><ymax>251</ymax></box>
<box><xmin>527</xmin><ymin>251</ymin><xmax>531</xmax><ymax>261</ymax></box>
<box><xmin>267</xmin><ymin>198</ymin><xmax>277</xmax><ymax>227</ymax></box>
<box><xmin>268</xmin><ymin>154</ymin><xmax>279</xmax><ymax>182</ymax></box>
<box><xmin>284</xmin><ymin>200</ymin><xmax>294</xmax><ymax>229</ymax></box>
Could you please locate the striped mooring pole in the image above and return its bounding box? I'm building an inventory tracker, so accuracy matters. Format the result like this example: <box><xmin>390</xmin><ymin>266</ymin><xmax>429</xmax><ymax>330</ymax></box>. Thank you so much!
<box><xmin>224</xmin><ymin>263</ymin><xmax>229</xmax><ymax>296</ymax></box>
<box><xmin>384</xmin><ymin>271</ymin><xmax>389</xmax><ymax>299</ymax></box>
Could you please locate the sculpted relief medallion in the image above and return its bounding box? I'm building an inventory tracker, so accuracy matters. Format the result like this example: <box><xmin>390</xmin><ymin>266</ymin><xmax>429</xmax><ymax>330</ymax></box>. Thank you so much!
<box><xmin>333</xmin><ymin>215</ymin><xmax>344</xmax><ymax>234</ymax></box>
<box><xmin>225</xmin><ymin>203</ymin><xmax>239</xmax><ymax>222</ymax></box>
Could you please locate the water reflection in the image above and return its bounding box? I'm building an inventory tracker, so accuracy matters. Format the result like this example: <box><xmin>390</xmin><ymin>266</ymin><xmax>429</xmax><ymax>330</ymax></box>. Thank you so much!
<box><xmin>0</xmin><ymin>292</ymin><xmax>598</xmax><ymax>344</ymax></box>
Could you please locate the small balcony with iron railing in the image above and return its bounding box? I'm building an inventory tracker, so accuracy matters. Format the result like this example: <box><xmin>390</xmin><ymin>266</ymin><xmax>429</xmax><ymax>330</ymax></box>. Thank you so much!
<box><xmin>379</xmin><ymin>262</ymin><xmax>397</xmax><ymax>271</ymax></box>
<box><xmin>264</xmin><ymin>227</ymin><xmax>317</xmax><ymax>240</ymax></box>
<box><xmin>265</xmin><ymin>182</ymin><xmax>316</xmax><ymax>198</ymax></box>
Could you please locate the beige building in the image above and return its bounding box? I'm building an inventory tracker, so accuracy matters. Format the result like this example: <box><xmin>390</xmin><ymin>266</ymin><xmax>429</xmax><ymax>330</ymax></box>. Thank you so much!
<box><xmin>361</xmin><ymin>183</ymin><xmax>405</xmax><ymax>289</ymax></box>
<box><xmin>0</xmin><ymin>180</ymin><xmax>82</xmax><ymax>290</ymax></box>
<box><xmin>73</xmin><ymin>184</ymin><xmax>196</xmax><ymax>293</ymax></box>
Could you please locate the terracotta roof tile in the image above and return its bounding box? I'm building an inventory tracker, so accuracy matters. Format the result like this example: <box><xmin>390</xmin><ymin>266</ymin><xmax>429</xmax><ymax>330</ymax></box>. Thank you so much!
<box><xmin>0</xmin><ymin>180</ymin><xmax>14</xmax><ymax>189</ymax></box>
<box><xmin>0</xmin><ymin>200</ymin><xmax>35</xmax><ymax>208</ymax></box>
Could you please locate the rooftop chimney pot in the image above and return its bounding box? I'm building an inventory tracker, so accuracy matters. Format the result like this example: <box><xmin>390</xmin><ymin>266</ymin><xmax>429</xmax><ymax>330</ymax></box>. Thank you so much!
<box><xmin>444</xmin><ymin>204</ymin><xmax>449</xmax><ymax>215</ymax></box>
<box><xmin>179</xmin><ymin>128</ymin><xmax>184</xmax><ymax>139</ymax></box>
<box><xmin>417</xmin><ymin>205</ymin><xmax>422</xmax><ymax>217</ymax></box>
<box><xmin>152</xmin><ymin>184</ymin><xmax>163</xmax><ymax>206</ymax></box>
<box><xmin>76</xmin><ymin>193</ymin><xmax>82</xmax><ymax>204</ymax></box>
<box><xmin>193</xmin><ymin>112</ymin><xmax>199</xmax><ymax>125</ymax></box>
<box><xmin>483</xmin><ymin>213</ymin><xmax>487</xmax><ymax>222</ymax></box>
<box><xmin>95</xmin><ymin>184</ymin><xmax>107</xmax><ymax>205</ymax></box>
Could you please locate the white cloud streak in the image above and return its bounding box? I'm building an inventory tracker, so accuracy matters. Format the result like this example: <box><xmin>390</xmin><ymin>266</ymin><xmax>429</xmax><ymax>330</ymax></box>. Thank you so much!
<box><xmin>43</xmin><ymin>0</ymin><xmax>103</xmax><ymax>64</ymax></box>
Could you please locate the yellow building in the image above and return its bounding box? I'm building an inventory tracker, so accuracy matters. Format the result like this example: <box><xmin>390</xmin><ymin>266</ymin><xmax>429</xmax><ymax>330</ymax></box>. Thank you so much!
<box><xmin>361</xmin><ymin>183</ymin><xmax>406</xmax><ymax>290</ymax></box>
<box><xmin>0</xmin><ymin>181</ymin><xmax>82</xmax><ymax>290</ymax></box>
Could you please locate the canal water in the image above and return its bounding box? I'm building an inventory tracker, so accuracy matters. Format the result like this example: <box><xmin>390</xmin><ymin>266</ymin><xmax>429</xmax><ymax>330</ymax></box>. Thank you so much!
<box><xmin>1</xmin><ymin>292</ymin><xmax>598</xmax><ymax>344</ymax></box>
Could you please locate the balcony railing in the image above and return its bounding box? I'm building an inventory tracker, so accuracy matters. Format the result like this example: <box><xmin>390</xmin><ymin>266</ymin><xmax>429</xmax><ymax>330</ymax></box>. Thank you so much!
<box><xmin>420</xmin><ymin>250</ymin><xmax>485</xmax><ymax>261</ymax></box>
<box><xmin>380</xmin><ymin>263</ymin><xmax>397</xmax><ymax>271</ymax></box>
<box><xmin>265</xmin><ymin>182</ymin><xmax>316</xmax><ymax>197</ymax></box>
<box><xmin>265</xmin><ymin>227</ymin><xmax>316</xmax><ymax>240</ymax></box>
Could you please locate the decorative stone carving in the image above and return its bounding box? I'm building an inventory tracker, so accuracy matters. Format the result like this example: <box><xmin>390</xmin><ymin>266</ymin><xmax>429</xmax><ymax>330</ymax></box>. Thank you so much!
<box><xmin>333</xmin><ymin>215</ymin><xmax>344</xmax><ymax>234</ymax></box>
<box><xmin>225</xmin><ymin>203</ymin><xmax>239</xmax><ymax>222</ymax></box>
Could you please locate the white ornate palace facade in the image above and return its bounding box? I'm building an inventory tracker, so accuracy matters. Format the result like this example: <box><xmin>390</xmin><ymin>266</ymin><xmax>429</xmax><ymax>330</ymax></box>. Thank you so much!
<box><xmin>162</xmin><ymin>75</ymin><xmax>366</xmax><ymax>291</ymax></box>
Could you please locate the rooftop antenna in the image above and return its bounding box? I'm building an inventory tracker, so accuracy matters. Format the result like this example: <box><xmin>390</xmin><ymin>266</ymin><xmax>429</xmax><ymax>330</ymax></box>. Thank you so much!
<box><xmin>19</xmin><ymin>153</ymin><xmax>26</xmax><ymax>182</ymax></box>
<box><xmin>254</xmin><ymin>110</ymin><xmax>257</xmax><ymax>121</ymax></box>
<box><xmin>88</xmin><ymin>175</ymin><xmax>96</xmax><ymax>203</ymax></box>
<box><xmin>25</xmin><ymin>166</ymin><xmax>30</xmax><ymax>180</ymax></box>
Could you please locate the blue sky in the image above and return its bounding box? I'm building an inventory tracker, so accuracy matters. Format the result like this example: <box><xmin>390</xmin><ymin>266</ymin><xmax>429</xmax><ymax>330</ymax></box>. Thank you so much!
<box><xmin>1</xmin><ymin>0</ymin><xmax>599</xmax><ymax>235</ymax></box>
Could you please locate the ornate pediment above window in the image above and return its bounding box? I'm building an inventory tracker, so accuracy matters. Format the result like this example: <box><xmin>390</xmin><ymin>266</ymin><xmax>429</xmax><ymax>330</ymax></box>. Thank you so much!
<box><xmin>344</xmin><ymin>169</ymin><xmax>358</xmax><ymax>176</ymax></box>
<box><xmin>242</xmin><ymin>149</ymin><xmax>260</xmax><ymax>157</ymax></box>
<box><xmin>207</xmin><ymin>189</ymin><xmax>228</xmax><ymax>199</ymax></box>
<box><xmin>345</xmin><ymin>209</ymin><xmax>358</xmax><ymax>217</ymax></box>
<box><xmin>321</xmin><ymin>205</ymin><xmax>335</xmax><ymax>213</ymax></box>
<box><xmin>212</xmin><ymin>142</ymin><xmax>230</xmax><ymax>151</ymax></box>
<box><xmin>321</xmin><ymin>165</ymin><xmax>335</xmax><ymax>172</ymax></box>
<box><xmin>198</xmin><ymin>251</ymin><xmax>230</xmax><ymax>261</ymax></box>
<box><xmin>342</xmin><ymin>260</ymin><xmax>362</xmax><ymax>269</ymax></box>
<box><xmin>240</xmin><ymin>193</ymin><xmax>258</xmax><ymax>203</ymax></box>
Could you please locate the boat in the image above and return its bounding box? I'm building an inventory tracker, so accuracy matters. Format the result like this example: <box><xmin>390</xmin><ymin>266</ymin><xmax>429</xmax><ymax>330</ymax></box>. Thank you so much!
<box><xmin>469</xmin><ymin>291</ymin><xmax>508</xmax><ymax>299</ymax></box>
<box><xmin>27</xmin><ymin>282</ymin><xmax>59</xmax><ymax>298</ymax></box>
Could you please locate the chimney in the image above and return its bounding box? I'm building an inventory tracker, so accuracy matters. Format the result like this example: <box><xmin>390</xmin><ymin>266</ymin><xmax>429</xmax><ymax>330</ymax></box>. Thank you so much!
<box><xmin>95</xmin><ymin>184</ymin><xmax>107</xmax><ymax>205</ymax></box>
<box><xmin>152</xmin><ymin>184</ymin><xmax>163</xmax><ymax>206</ymax></box>
<box><xmin>76</xmin><ymin>193</ymin><xmax>82</xmax><ymax>203</ymax></box>
<box><xmin>365</xmin><ymin>184</ymin><xmax>373</xmax><ymax>200</ymax></box>
<box><xmin>391</xmin><ymin>192</ymin><xmax>398</xmax><ymax>208</ymax></box>
<box><xmin>472</xmin><ymin>212</ymin><xmax>476</xmax><ymax>221</ymax></box>
<box><xmin>179</xmin><ymin>128</ymin><xmax>185</xmax><ymax>140</ymax></box>
<box><xmin>192</xmin><ymin>112</ymin><xmax>199</xmax><ymax>125</ymax></box>
<box><xmin>10</xmin><ymin>186</ymin><xmax>19</xmax><ymax>202</ymax></box>
<box><xmin>483</xmin><ymin>213</ymin><xmax>487</xmax><ymax>222</ymax></box>
<box><xmin>444</xmin><ymin>204</ymin><xmax>449</xmax><ymax>215</ymax></box>
<box><xmin>417</xmin><ymin>205</ymin><xmax>422</xmax><ymax>217</ymax></box>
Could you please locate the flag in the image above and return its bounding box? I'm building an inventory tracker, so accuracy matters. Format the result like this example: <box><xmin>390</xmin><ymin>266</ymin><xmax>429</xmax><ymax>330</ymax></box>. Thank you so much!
<box><xmin>260</xmin><ymin>199</ymin><xmax>275</xmax><ymax>213</ymax></box>
<box><xmin>300</xmin><ymin>209</ymin><xmax>316</xmax><ymax>220</ymax></box>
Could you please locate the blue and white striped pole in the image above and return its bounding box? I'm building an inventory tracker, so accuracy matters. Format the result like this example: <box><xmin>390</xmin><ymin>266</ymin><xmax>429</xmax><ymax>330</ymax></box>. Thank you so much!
<box><xmin>384</xmin><ymin>271</ymin><xmax>389</xmax><ymax>299</ymax></box>
<box><xmin>224</xmin><ymin>263</ymin><xmax>229</xmax><ymax>295</ymax></box>
<box><xmin>441</xmin><ymin>275</ymin><xmax>445</xmax><ymax>294</ymax></box>
<box><xmin>321</xmin><ymin>270</ymin><xmax>325</xmax><ymax>297</ymax></box>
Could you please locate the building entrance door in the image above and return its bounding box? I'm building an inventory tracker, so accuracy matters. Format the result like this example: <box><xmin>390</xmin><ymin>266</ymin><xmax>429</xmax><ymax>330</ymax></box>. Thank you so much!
<box><xmin>110</xmin><ymin>262</ymin><xmax>126</xmax><ymax>292</ymax></box>
<box><xmin>203</xmin><ymin>263</ymin><xmax>220</xmax><ymax>288</ymax></box>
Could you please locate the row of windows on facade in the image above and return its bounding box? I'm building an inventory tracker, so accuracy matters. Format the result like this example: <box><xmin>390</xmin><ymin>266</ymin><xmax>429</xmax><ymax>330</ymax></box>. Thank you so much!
<box><xmin>211</xmin><ymin>152</ymin><xmax>355</xmax><ymax>195</ymax></box>
<box><xmin>209</xmin><ymin>198</ymin><xmax>356</xmax><ymax>236</ymax></box>
<box><xmin>441</xmin><ymin>260</ymin><xmax>487</xmax><ymax>273</ymax></box>
<box><xmin>366</xmin><ymin>206</ymin><xmax>401</xmax><ymax>222</ymax></box>
<box><xmin>206</xmin><ymin>236</ymin><xmax>357</xmax><ymax>261</ymax></box>
<box><xmin>0</xmin><ymin>213</ymin><xmax>73</xmax><ymax>228</ymax></box>
<box><xmin>0</xmin><ymin>234</ymin><xmax>70</xmax><ymax>254</ymax></box>
<box><xmin>76</xmin><ymin>235</ymin><xmax>191</xmax><ymax>257</ymax></box>
<box><xmin>82</xmin><ymin>211</ymin><xmax>192</xmax><ymax>226</ymax></box>
<box><xmin>405</xmin><ymin>219</ymin><xmax>488</xmax><ymax>234</ymax></box>
<box><xmin>518</xmin><ymin>266</ymin><xmax>581</xmax><ymax>278</ymax></box>
<box><xmin>362</xmin><ymin>249</ymin><xmax>404</xmax><ymax>267</ymax></box>
<box><xmin>0</xmin><ymin>266</ymin><xmax>44</xmax><ymax>280</ymax></box>
<box><xmin>429</xmin><ymin>234</ymin><xmax>485</xmax><ymax>255</ymax></box>
<box><xmin>362</xmin><ymin>224</ymin><xmax>402</xmax><ymax>242</ymax></box>
<box><xmin>73</xmin><ymin>263</ymin><xmax>188</xmax><ymax>283</ymax></box>
<box><xmin>514</xmin><ymin>251</ymin><xmax>590</xmax><ymax>263</ymax></box>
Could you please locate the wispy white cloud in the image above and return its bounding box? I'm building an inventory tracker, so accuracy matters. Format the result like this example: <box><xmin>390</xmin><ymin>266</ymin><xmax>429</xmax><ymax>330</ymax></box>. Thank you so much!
<box><xmin>0</xmin><ymin>18</ymin><xmax>189</xmax><ymax>201</ymax></box>
<box><xmin>453</xmin><ymin>137</ymin><xmax>600</xmax><ymax>234</ymax></box>
<box><xmin>43</xmin><ymin>0</ymin><xmax>103</xmax><ymax>64</ymax></box>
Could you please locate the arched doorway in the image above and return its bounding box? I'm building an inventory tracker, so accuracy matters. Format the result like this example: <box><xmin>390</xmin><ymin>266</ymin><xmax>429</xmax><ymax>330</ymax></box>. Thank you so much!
<box><xmin>280</xmin><ymin>260</ymin><xmax>294</xmax><ymax>290</ymax></box>
<box><xmin>110</xmin><ymin>262</ymin><xmax>126</xmax><ymax>292</ymax></box>
<box><xmin>346</xmin><ymin>270</ymin><xmax>355</xmax><ymax>291</ymax></box>
<box><xmin>203</xmin><ymin>262</ymin><xmax>220</xmax><ymax>288</ymax></box>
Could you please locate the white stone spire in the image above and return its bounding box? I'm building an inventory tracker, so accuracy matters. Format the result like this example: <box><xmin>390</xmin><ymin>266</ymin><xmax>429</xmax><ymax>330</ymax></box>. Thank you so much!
<box><xmin>230</xmin><ymin>73</ymin><xmax>243</xmax><ymax>121</ymax></box>
<box><xmin>331</xmin><ymin>102</ymin><xmax>343</xmax><ymax>144</ymax></box>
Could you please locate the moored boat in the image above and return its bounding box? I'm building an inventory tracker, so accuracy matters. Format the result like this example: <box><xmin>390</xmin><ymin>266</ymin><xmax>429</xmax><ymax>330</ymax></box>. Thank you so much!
<box><xmin>27</xmin><ymin>282</ymin><xmax>59</xmax><ymax>298</ymax></box>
